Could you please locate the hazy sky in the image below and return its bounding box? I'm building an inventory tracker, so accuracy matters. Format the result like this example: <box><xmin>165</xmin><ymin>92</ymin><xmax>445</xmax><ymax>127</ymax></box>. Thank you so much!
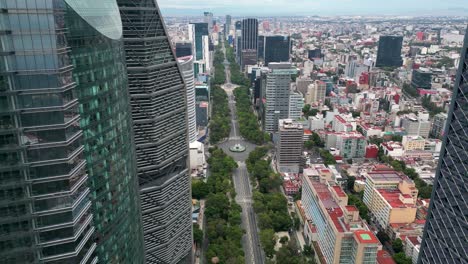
<box><xmin>158</xmin><ymin>0</ymin><xmax>468</xmax><ymax>16</ymax></box>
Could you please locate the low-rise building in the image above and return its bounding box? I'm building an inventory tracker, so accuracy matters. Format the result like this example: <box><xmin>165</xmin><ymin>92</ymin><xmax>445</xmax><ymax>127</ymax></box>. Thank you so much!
<box><xmin>381</xmin><ymin>142</ymin><xmax>404</xmax><ymax>158</ymax></box>
<box><xmin>402</xmin><ymin>135</ymin><xmax>426</xmax><ymax>151</ymax></box>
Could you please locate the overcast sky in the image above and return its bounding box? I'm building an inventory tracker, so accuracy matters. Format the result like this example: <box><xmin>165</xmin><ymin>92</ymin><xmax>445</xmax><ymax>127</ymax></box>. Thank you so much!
<box><xmin>157</xmin><ymin>0</ymin><xmax>468</xmax><ymax>16</ymax></box>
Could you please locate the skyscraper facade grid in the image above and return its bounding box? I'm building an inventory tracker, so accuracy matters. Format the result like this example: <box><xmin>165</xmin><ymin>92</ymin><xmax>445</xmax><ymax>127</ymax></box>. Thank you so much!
<box><xmin>0</xmin><ymin>0</ymin><xmax>144</xmax><ymax>263</ymax></box>
<box><xmin>264</xmin><ymin>35</ymin><xmax>291</xmax><ymax>65</ymax></box>
<box><xmin>240</xmin><ymin>18</ymin><xmax>259</xmax><ymax>68</ymax></box>
<box><xmin>417</xmin><ymin>27</ymin><xmax>468</xmax><ymax>264</ymax></box>
<box><xmin>375</xmin><ymin>36</ymin><xmax>403</xmax><ymax>68</ymax></box>
<box><xmin>117</xmin><ymin>0</ymin><xmax>193</xmax><ymax>263</ymax></box>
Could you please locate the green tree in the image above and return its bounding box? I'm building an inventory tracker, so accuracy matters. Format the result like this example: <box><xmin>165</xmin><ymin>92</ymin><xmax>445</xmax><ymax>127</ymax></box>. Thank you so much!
<box><xmin>347</xmin><ymin>176</ymin><xmax>356</xmax><ymax>192</ymax></box>
<box><xmin>393</xmin><ymin>252</ymin><xmax>413</xmax><ymax>264</ymax></box>
<box><xmin>192</xmin><ymin>180</ymin><xmax>209</xmax><ymax>199</ymax></box>
<box><xmin>392</xmin><ymin>238</ymin><xmax>404</xmax><ymax>253</ymax></box>
<box><xmin>279</xmin><ymin>236</ymin><xmax>289</xmax><ymax>244</ymax></box>
<box><xmin>260</xmin><ymin>229</ymin><xmax>277</xmax><ymax>258</ymax></box>
<box><xmin>193</xmin><ymin>224</ymin><xmax>204</xmax><ymax>246</ymax></box>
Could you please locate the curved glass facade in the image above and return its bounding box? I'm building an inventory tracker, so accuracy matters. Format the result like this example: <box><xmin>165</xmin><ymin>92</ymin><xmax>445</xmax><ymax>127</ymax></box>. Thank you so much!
<box><xmin>66</xmin><ymin>1</ymin><xmax>144</xmax><ymax>263</ymax></box>
<box><xmin>0</xmin><ymin>1</ymin><xmax>96</xmax><ymax>263</ymax></box>
<box><xmin>0</xmin><ymin>1</ymin><xmax>143</xmax><ymax>263</ymax></box>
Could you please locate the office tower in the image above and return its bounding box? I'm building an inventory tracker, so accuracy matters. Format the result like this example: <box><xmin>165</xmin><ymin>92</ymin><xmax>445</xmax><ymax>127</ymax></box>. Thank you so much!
<box><xmin>418</xmin><ymin>27</ymin><xmax>468</xmax><ymax>264</ymax></box>
<box><xmin>264</xmin><ymin>36</ymin><xmax>291</xmax><ymax>65</ymax></box>
<box><xmin>264</xmin><ymin>63</ymin><xmax>297</xmax><ymax>133</ymax></box>
<box><xmin>302</xmin><ymin>174</ymin><xmax>380</xmax><ymax>263</ymax></box>
<box><xmin>430</xmin><ymin>113</ymin><xmax>448</xmax><ymax>139</ymax></box>
<box><xmin>235</xmin><ymin>21</ymin><xmax>242</xmax><ymax>30</ymax></box>
<box><xmin>175</xmin><ymin>42</ymin><xmax>193</xmax><ymax>58</ymax></box>
<box><xmin>277</xmin><ymin>119</ymin><xmax>304</xmax><ymax>172</ymax></box>
<box><xmin>188</xmin><ymin>23</ymin><xmax>211</xmax><ymax>75</ymax></box>
<box><xmin>225</xmin><ymin>15</ymin><xmax>232</xmax><ymax>34</ymax></box>
<box><xmin>306</xmin><ymin>80</ymin><xmax>327</xmax><ymax>105</ymax></box>
<box><xmin>117</xmin><ymin>1</ymin><xmax>193</xmax><ymax>263</ymax></box>
<box><xmin>375</xmin><ymin>36</ymin><xmax>403</xmax><ymax>67</ymax></box>
<box><xmin>236</xmin><ymin>31</ymin><xmax>242</xmax><ymax>62</ymax></box>
<box><xmin>258</xmin><ymin>35</ymin><xmax>265</xmax><ymax>60</ymax></box>
<box><xmin>308</xmin><ymin>48</ymin><xmax>322</xmax><ymax>59</ymax></box>
<box><xmin>288</xmin><ymin>92</ymin><xmax>304</xmax><ymax>120</ymax></box>
<box><xmin>0</xmin><ymin>0</ymin><xmax>145</xmax><ymax>263</ymax></box>
<box><xmin>179</xmin><ymin>56</ymin><xmax>198</xmax><ymax>143</ymax></box>
<box><xmin>188</xmin><ymin>23</ymin><xmax>209</xmax><ymax>61</ymax></box>
<box><xmin>240</xmin><ymin>18</ymin><xmax>259</xmax><ymax>68</ymax></box>
<box><xmin>411</xmin><ymin>68</ymin><xmax>433</xmax><ymax>90</ymax></box>
<box><xmin>204</xmin><ymin>12</ymin><xmax>214</xmax><ymax>32</ymax></box>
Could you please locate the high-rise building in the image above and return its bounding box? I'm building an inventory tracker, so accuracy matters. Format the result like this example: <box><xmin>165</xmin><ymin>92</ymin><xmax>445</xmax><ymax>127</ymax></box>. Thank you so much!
<box><xmin>240</xmin><ymin>18</ymin><xmax>259</xmax><ymax>69</ymax></box>
<box><xmin>306</xmin><ymin>80</ymin><xmax>327</xmax><ymax>105</ymax></box>
<box><xmin>225</xmin><ymin>15</ymin><xmax>232</xmax><ymax>35</ymax></box>
<box><xmin>258</xmin><ymin>35</ymin><xmax>265</xmax><ymax>60</ymax></box>
<box><xmin>411</xmin><ymin>68</ymin><xmax>433</xmax><ymax>90</ymax></box>
<box><xmin>430</xmin><ymin>113</ymin><xmax>448</xmax><ymax>139</ymax></box>
<box><xmin>296</xmin><ymin>78</ymin><xmax>314</xmax><ymax>95</ymax></box>
<box><xmin>0</xmin><ymin>1</ymin><xmax>144</xmax><ymax>263</ymax></box>
<box><xmin>375</xmin><ymin>36</ymin><xmax>403</xmax><ymax>67</ymax></box>
<box><xmin>175</xmin><ymin>42</ymin><xmax>193</xmax><ymax>58</ymax></box>
<box><xmin>189</xmin><ymin>23</ymin><xmax>209</xmax><ymax>61</ymax></box>
<box><xmin>179</xmin><ymin>56</ymin><xmax>198</xmax><ymax>143</ymax></box>
<box><xmin>288</xmin><ymin>92</ymin><xmax>304</xmax><ymax>120</ymax></box>
<box><xmin>277</xmin><ymin>119</ymin><xmax>304</xmax><ymax>172</ymax></box>
<box><xmin>203</xmin><ymin>12</ymin><xmax>214</xmax><ymax>32</ymax></box>
<box><xmin>117</xmin><ymin>1</ymin><xmax>193</xmax><ymax>263</ymax></box>
<box><xmin>264</xmin><ymin>35</ymin><xmax>291</xmax><ymax>65</ymax></box>
<box><xmin>418</xmin><ymin>27</ymin><xmax>468</xmax><ymax>264</ymax></box>
<box><xmin>264</xmin><ymin>63</ymin><xmax>297</xmax><ymax>133</ymax></box>
<box><xmin>308</xmin><ymin>48</ymin><xmax>322</xmax><ymax>59</ymax></box>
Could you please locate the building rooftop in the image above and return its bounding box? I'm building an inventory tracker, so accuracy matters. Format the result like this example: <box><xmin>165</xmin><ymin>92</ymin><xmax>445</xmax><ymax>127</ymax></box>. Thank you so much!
<box><xmin>378</xmin><ymin>189</ymin><xmax>415</xmax><ymax>209</ymax></box>
<box><xmin>332</xmin><ymin>186</ymin><xmax>346</xmax><ymax>197</ymax></box>
<box><xmin>310</xmin><ymin>181</ymin><xmax>345</xmax><ymax>232</ymax></box>
<box><xmin>345</xmin><ymin>205</ymin><xmax>359</xmax><ymax>212</ymax></box>
<box><xmin>354</xmin><ymin>230</ymin><xmax>379</xmax><ymax>244</ymax></box>
<box><xmin>377</xmin><ymin>250</ymin><xmax>397</xmax><ymax>264</ymax></box>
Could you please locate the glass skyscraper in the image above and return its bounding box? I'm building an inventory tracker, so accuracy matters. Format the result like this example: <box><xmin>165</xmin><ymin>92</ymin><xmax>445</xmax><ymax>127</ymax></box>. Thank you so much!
<box><xmin>117</xmin><ymin>0</ymin><xmax>193</xmax><ymax>263</ymax></box>
<box><xmin>264</xmin><ymin>35</ymin><xmax>291</xmax><ymax>65</ymax></box>
<box><xmin>375</xmin><ymin>36</ymin><xmax>403</xmax><ymax>68</ymax></box>
<box><xmin>0</xmin><ymin>0</ymin><xmax>143</xmax><ymax>263</ymax></box>
<box><xmin>418</xmin><ymin>28</ymin><xmax>468</xmax><ymax>264</ymax></box>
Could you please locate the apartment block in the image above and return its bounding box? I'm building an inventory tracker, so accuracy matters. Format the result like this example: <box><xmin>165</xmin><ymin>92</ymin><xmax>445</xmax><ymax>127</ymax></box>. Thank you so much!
<box><xmin>363</xmin><ymin>167</ymin><xmax>418</xmax><ymax>230</ymax></box>
<box><xmin>302</xmin><ymin>175</ymin><xmax>380</xmax><ymax>264</ymax></box>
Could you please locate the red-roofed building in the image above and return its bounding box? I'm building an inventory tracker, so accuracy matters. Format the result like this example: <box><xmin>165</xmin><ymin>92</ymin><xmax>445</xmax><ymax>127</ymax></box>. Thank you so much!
<box><xmin>302</xmin><ymin>174</ymin><xmax>380</xmax><ymax>263</ymax></box>
<box><xmin>377</xmin><ymin>250</ymin><xmax>396</xmax><ymax>264</ymax></box>
<box><xmin>363</xmin><ymin>168</ymin><xmax>418</xmax><ymax>230</ymax></box>
<box><xmin>283</xmin><ymin>179</ymin><xmax>301</xmax><ymax>195</ymax></box>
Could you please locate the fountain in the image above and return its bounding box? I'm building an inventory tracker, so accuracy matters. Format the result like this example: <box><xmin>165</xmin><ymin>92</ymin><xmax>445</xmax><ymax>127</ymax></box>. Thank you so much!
<box><xmin>229</xmin><ymin>143</ymin><xmax>246</xmax><ymax>152</ymax></box>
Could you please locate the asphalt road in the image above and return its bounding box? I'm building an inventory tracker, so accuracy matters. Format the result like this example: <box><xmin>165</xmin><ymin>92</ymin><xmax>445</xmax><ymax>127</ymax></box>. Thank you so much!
<box><xmin>218</xmin><ymin>42</ymin><xmax>265</xmax><ymax>264</ymax></box>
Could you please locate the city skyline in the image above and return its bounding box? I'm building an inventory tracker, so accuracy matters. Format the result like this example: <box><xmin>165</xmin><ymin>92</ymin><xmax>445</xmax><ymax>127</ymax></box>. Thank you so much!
<box><xmin>158</xmin><ymin>0</ymin><xmax>468</xmax><ymax>16</ymax></box>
